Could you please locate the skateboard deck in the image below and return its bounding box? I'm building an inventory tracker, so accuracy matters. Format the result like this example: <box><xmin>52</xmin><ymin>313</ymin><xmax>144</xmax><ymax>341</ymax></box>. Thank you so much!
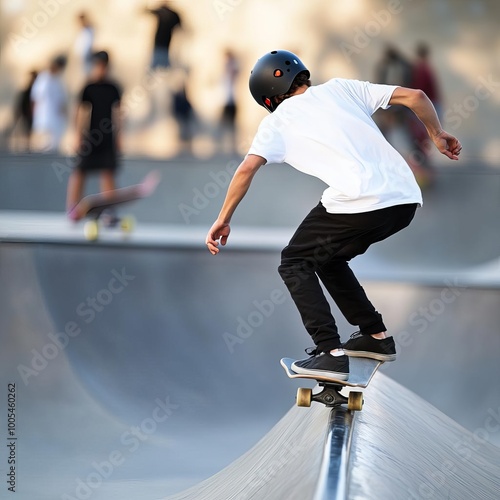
<box><xmin>280</xmin><ymin>357</ymin><xmax>383</xmax><ymax>410</ymax></box>
<box><xmin>70</xmin><ymin>171</ymin><xmax>161</xmax><ymax>240</ymax></box>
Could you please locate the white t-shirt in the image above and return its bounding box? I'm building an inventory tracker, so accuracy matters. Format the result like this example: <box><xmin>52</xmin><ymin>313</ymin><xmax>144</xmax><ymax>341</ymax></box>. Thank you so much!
<box><xmin>31</xmin><ymin>71</ymin><xmax>67</xmax><ymax>132</ymax></box>
<box><xmin>247</xmin><ymin>78</ymin><xmax>423</xmax><ymax>213</ymax></box>
<box><xmin>74</xmin><ymin>26</ymin><xmax>94</xmax><ymax>61</ymax></box>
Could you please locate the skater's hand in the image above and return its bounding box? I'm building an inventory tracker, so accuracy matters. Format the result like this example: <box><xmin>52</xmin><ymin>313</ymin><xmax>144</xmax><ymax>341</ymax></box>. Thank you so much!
<box><xmin>432</xmin><ymin>130</ymin><xmax>462</xmax><ymax>160</ymax></box>
<box><xmin>206</xmin><ymin>220</ymin><xmax>230</xmax><ymax>255</ymax></box>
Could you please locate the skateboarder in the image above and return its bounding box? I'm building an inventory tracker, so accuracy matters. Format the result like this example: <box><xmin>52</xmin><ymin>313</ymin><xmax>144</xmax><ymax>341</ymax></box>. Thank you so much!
<box><xmin>67</xmin><ymin>51</ymin><xmax>122</xmax><ymax>219</ymax></box>
<box><xmin>206</xmin><ymin>50</ymin><xmax>461</xmax><ymax>380</ymax></box>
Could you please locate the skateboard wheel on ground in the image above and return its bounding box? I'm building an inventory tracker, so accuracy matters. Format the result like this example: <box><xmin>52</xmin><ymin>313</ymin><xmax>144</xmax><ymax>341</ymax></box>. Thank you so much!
<box><xmin>347</xmin><ymin>391</ymin><xmax>364</xmax><ymax>411</ymax></box>
<box><xmin>296</xmin><ymin>387</ymin><xmax>312</xmax><ymax>407</ymax></box>
<box><xmin>84</xmin><ymin>220</ymin><xmax>99</xmax><ymax>241</ymax></box>
<box><xmin>120</xmin><ymin>216</ymin><xmax>135</xmax><ymax>233</ymax></box>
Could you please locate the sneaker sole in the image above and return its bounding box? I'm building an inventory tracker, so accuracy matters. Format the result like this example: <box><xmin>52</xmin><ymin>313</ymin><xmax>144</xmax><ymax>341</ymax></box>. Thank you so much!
<box><xmin>343</xmin><ymin>349</ymin><xmax>396</xmax><ymax>362</ymax></box>
<box><xmin>291</xmin><ymin>362</ymin><xmax>349</xmax><ymax>381</ymax></box>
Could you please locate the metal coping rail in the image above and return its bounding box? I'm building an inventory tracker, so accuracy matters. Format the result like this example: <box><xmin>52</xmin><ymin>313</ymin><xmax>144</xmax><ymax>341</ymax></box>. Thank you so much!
<box><xmin>314</xmin><ymin>408</ymin><xmax>355</xmax><ymax>500</ymax></box>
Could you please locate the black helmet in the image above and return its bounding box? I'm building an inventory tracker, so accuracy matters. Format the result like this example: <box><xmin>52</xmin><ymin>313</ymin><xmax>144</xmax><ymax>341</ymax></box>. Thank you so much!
<box><xmin>249</xmin><ymin>50</ymin><xmax>309</xmax><ymax>113</ymax></box>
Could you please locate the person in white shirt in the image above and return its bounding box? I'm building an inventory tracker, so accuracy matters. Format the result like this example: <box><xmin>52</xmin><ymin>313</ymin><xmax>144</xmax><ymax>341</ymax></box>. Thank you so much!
<box><xmin>74</xmin><ymin>12</ymin><xmax>94</xmax><ymax>78</ymax></box>
<box><xmin>206</xmin><ymin>50</ymin><xmax>461</xmax><ymax>379</ymax></box>
<box><xmin>31</xmin><ymin>55</ymin><xmax>68</xmax><ymax>152</ymax></box>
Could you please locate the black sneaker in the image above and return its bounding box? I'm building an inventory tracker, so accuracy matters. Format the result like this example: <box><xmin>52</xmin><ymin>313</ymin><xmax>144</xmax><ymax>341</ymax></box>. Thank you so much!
<box><xmin>342</xmin><ymin>331</ymin><xmax>396</xmax><ymax>361</ymax></box>
<box><xmin>292</xmin><ymin>349</ymin><xmax>349</xmax><ymax>381</ymax></box>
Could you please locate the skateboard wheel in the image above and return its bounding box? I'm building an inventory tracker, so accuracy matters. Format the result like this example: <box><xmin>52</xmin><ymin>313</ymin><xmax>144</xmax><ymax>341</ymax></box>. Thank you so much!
<box><xmin>296</xmin><ymin>387</ymin><xmax>312</xmax><ymax>407</ymax></box>
<box><xmin>84</xmin><ymin>220</ymin><xmax>99</xmax><ymax>241</ymax></box>
<box><xmin>120</xmin><ymin>216</ymin><xmax>135</xmax><ymax>233</ymax></box>
<box><xmin>347</xmin><ymin>391</ymin><xmax>363</xmax><ymax>411</ymax></box>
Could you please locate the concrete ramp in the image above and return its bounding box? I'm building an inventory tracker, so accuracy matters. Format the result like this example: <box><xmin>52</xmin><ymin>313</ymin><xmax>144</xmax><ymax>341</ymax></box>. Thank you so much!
<box><xmin>166</xmin><ymin>374</ymin><xmax>500</xmax><ymax>500</ymax></box>
<box><xmin>0</xmin><ymin>241</ymin><xmax>316</xmax><ymax>499</ymax></box>
<box><xmin>1</xmin><ymin>222</ymin><xmax>500</xmax><ymax>499</ymax></box>
<box><xmin>349</xmin><ymin>375</ymin><xmax>500</xmax><ymax>500</ymax></box>
<box><xmin>164</xmin><ymin>404</ymin><xmax>329</xmax><ymax>500</ymax></box>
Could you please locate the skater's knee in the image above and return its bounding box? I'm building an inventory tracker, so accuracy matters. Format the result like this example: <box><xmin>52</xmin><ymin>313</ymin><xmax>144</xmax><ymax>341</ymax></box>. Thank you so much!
<box><xmin>278</xmin><ymin>250</ymin><xmax>298</xmax><ymax>278</ymax></box>
<box><xmin>278</xmin><ymin>261</ymin><xmax>292</xmax><ymax>280</ymax></box>
<box><xmin>278</xmin><ymin>259</ymin><xmax>314</xmax><ymax>284</ymax></box>
<box><xmin>278</xmin><ymin>263</ymin><xmax>303</xmax><ymax>293</ymax></box>
<box><xmin>279</xmin><ymin>244</ymin><xmax>319</xmax><ymax>283</ymax></box>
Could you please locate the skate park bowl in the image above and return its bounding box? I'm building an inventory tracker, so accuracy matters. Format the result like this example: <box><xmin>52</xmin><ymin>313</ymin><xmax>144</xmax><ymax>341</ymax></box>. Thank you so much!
<box><xmin>2</xmin><ymin>0</ymin><xmax>500</xmax><ymax>494</ymax></box>
<box><xmin>1</xmin><ymin>155</ymin><xmax>500</xmax><ymax>499</ymax></box>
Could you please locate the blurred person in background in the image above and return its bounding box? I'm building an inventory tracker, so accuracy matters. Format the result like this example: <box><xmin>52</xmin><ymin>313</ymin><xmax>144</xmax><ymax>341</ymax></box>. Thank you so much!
<box><xmin>206</xmin><ymin>49</ymin><xmax>461</xmax><ymax>380</ymax></box>
<box><xmin>67</xmin><ymin>51</ymin><xmax>122</xmax><ymax>219</ymax></box>
<box><xmin>217</xmin><ymin>49</ymin><xmax>240</xmax><ymax>155</ymax></box>
<box><xmin>375</xmin><ymin>44</ymin><xmax>432</xmax><ymax>187</ymax></box>
<box><xmin>31</xmin><ymin>55</ymin><xmax>68</xmax><ymax>152</ymax></box>
<box><xmin>73</xmin><ymin>12</ymin><xmax>95</xmax><ymax>79</ymax></box>
<box><xmin>411</xmin><ymin>43</ymin><xmax>441</xmax><ymax>116</ymax></box>
<box><xmin>376</xmin><ymin>44</ymin><xmax>412</xmax><ymax>87</ymax></box>
<box><xmin>374</xmin><ymin>44</ymin><xmax>412</xmax><ymax>138</ymax></box>
<box><xmin>171</xmin><ymin>69</ymin><xmax>196</xmax><ymax>154</ymax></box>
<box><xmin>145</xmin><ymin>2</ymin><xmax>182</xmax><ymax>70</ymax></box>
<box><xmin>8</xmin><ymin>70</ymin><xmax>38</xmax><ymax>152</ymax></box>
<box><xmin>408</xmin><ymin>42</ymin><xmax>442</xmax><ymax>180</ymax></box>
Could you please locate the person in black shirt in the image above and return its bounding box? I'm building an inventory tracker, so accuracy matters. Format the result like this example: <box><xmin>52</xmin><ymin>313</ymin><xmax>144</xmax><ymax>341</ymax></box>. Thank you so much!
<box><xmin>66</xmin><ymin>51</ymin><xmax>122</xmax><ymax>215</ymax></box>
<box><xmin>146</xmin><ymin>3</ymin><xmax>181</xmax><ymax>69</ymax></box>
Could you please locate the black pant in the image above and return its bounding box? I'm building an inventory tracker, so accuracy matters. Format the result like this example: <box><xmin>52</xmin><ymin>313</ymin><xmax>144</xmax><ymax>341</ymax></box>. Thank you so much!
<box><xmin>278</xmin><ymin>203</ymin><xmax>418</xmax><ymax>353</ymax></box>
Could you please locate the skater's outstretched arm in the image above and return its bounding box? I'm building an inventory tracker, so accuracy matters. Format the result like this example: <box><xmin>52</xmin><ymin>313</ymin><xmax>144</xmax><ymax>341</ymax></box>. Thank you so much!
<box><xmin>206</xmin><ymin>154</ymin><xmax>266</xmax><ymax>255</ymax></box>
<box><xmin>389</xmin><ymin>87</ymin><xmax>462</xmax><ymax>160</ymax></box>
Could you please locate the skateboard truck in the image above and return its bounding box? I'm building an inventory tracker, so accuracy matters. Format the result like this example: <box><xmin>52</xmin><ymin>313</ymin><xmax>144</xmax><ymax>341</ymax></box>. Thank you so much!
<box><xmin>296</xmin><ymin>384</ymin><xmax>363</xmax><ymax>410</ymax></box>
<box><xmin>280</xmin><ymin>357</ymin><xmax>376</xmax><ymax>411</ymax></box>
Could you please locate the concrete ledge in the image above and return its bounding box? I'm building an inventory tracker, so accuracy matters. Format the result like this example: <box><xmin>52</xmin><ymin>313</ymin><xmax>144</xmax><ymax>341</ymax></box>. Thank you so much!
<box><xmin>1</xmin><ymin>210</ymin><xmax>498</xmax><ymax>287</ymax></box>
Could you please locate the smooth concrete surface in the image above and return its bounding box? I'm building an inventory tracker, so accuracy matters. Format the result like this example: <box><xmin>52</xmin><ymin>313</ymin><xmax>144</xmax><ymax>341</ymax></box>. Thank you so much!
<box><xmin>0</xmin><ymin>242</ymin><xmax>310</xmax><ymax>499</ymax></box>
<box><xmin>163</xmin><ymin>404</ymin><xmax>330</xmax><ymax>500</ymax></box>
<box><xmin>166</xmin><ymin>374</ymin><xmax>500</xmax><ymax>500</ymax></box>
<box><xmin>1</xmin><ymin>237</ymin><xmax>500</xmax><ymax>499</ymax></box>
<box><xmin>349</xmin><ymin>375</ymin><xmax>500</xmax><ymax>500</ymax></box>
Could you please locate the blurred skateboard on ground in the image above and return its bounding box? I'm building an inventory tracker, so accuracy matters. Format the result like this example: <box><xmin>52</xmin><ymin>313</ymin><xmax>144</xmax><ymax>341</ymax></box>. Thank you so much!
<box><xmin>69</xmin><ymin>171</ymin><xmax>161</xmax><ymax>241</ymax></box>
<box><xmin>280</xmin><ymin>356</ymin><xmax>383</xmax><ymax>411</ymax></box>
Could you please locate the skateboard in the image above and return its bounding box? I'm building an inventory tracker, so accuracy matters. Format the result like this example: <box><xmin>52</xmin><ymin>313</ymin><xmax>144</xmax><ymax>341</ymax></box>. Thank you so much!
<box><xmin>70</xmin><ymin>171</ymin><xmax>161</xmax><ymax>241</ymax></box>
<box><xmin>280</xmin><ymin>357</ymin><xmax>383</xmax><ymax>411</ymax></box>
